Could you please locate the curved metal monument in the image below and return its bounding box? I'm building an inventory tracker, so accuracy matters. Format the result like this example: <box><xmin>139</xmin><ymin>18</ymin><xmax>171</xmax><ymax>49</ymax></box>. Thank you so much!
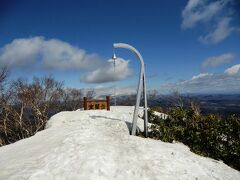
<box><xmin>113</xmin><ymin>43</ymin><xmax>148</xmax><ymax>137</ymax></box>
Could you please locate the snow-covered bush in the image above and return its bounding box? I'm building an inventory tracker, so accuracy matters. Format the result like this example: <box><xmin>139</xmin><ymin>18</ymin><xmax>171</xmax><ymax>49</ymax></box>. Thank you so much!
<box><xmin>148</xmin><ymin>107</ymin><xmax>240</xmax><ymax>171</ymax></box>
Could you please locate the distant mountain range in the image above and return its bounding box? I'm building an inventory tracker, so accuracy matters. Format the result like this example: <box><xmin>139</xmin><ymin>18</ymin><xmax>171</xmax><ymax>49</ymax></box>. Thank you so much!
<box><xmin>113</xmin><ymin>94</ymin><xmax>240</xmax><ymax>118</ymax></box>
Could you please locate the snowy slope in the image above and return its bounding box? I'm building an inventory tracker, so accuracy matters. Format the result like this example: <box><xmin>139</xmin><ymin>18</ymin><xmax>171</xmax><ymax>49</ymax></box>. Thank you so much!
<box><xmin>0</xmin><ymin>106</ymin><xmax>239</xmax><ymax>180</ymax></box>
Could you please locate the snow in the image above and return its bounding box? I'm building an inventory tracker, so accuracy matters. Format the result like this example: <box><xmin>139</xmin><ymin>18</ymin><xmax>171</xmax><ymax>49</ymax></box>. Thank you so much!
<box><xmin>0</xmin><ymin>106</ymin><xmax>239</xmax><ymax>180</ymax></box>
<box><xmin>153</xmin><ymin>111</ymin><xmax>168</xmax><ymax>119</ymax></box>
<box><xmin>138</xmin><ymin>108</ymin><xmax>168</xmax><ymax>120</ymax></box>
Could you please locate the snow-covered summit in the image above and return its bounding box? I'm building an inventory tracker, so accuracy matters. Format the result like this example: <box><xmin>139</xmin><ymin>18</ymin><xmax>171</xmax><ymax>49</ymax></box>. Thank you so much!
<box><xmin>0</xmin><ymin>106</ymin><xmax>239</xmax><ymax>180</ymax></box>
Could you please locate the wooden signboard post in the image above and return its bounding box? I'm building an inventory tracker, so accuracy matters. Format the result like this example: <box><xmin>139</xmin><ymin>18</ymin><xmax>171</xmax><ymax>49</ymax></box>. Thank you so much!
<box><xmin>83</xmin><ymin>96</ymin><xmax>110</xmax><ymax>111</ymax></box>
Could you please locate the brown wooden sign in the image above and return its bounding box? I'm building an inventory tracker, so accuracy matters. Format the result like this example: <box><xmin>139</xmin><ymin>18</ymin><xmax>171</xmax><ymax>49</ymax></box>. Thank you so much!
<box><xmin>83</xmin><ymin>96</ymin><xmax>110</xmax><ymax>111</ymax></box>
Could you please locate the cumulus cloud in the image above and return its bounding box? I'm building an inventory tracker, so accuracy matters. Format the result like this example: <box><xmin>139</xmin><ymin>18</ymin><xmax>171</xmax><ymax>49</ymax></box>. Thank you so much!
<box><xmin>0</xmin><ymin>37</ymin><xmax>42</xmax><ymax>68</ymax></box>
<box><xmin>199</xmin><ymin>17</ymin><xmax>235</xmax><ymax>44</ymax></box>
<box><xmin>0</xmin><ymin>36</ymin><xmax>133</xmax><ymax>83</ymax></box>
<box><xmin>160</xmin><ymin>66</ymin><xmax>240</xmax><ymax>94</ymax></box>
<box><xmin>224</xmin><ymin>64</ymin><xmax>240</xmax><ymax>75</ymax></box>
<box><xmin>80</xmin><ymin>58</ymin><xmax>133</xmax><ymax>83</ymax></box>
<box><xmin>0</xmin><ymin>36</ymin><xmax>102</xmax><ymax>70</ymax></box>
<box><xmin>201</xmin><ymin>53</ymin><xmax>234</xmax><ymax>70</ymax></box>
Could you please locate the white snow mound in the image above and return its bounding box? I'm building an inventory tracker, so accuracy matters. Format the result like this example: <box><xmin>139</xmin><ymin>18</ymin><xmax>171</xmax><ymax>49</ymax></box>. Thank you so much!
<box><xmin>0</xmin><ymin>106</ymin><xmax>239</xmax><ymax>180</ymax></box>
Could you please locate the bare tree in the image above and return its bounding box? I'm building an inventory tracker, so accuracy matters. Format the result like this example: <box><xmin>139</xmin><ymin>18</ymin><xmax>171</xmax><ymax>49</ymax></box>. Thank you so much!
<box><xmin>0</xmin><ymin>74</ymin><xmax>89</xmax><ymax>146</ymax></box>
<box><xmin>86</xmin><ymin>89</ymin><xmax>96</xmax><ymax>99</ymax></box>
<box><xmin>0</xmin><ymin>76</ymin><xmax>64</xmax><ymax>146</ymax></box>
<box><xmin>62</xmin><ymin>88</ymin><xmax>83</xmax><ymax>110</ymax></box>
<box><xmin>0</xmin><ymin>67</ymin><xmax>10</xmax><ymax>145</ymax></box>
<box><xmin>190</xmin><ymin>100</ymin><xmax>201</xmax><ymax>116</ymax></box>
<box><xmin>170</xmin><ymin>91</ymin><xmax>184</xmax><ymax>109</ymax></box>
<box><xmin>69</xmin><ymin>88</ymin><xmax>83</xmax><ymax>110</ymax></box>
<box><xmin>0</xmin><ymin>67</ymin><xmax>9</xmax><ymax>84</ymax></box>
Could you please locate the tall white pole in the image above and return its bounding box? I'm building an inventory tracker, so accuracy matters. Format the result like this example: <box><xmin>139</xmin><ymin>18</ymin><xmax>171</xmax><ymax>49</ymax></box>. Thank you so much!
<box><xmin>113</xmin><ymin>43</ymin><xmax>148</xmax><ymax>137</ymax></box>
<box><xmin>143</xmin><ymin>70</ymin><xmax>148</xmax><ymax>137</ymax></box>
<box><xmin>114</xmin><ymin>59</ymin><xmax>117</xmax><ymax>106</ymax></box>
<box><xmin>112</xmin><ymin>51</ymin><xmax>117</xmax><ymax>106</ymax></box>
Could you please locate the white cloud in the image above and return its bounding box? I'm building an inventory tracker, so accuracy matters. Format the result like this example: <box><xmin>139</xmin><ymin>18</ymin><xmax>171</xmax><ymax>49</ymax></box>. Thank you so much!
<box><xmin>160</xmin><ymin>67</ymin><xmax>240</xmax><ymax>94</ymax></box>
<box><xmin>199</xmin><ymin>17</ymin><xmax>235</xmax><ymax>44</ymax></box>
<box><xmin>191</xmin><ymin>73</ymin><xmax>211</xmax><ymax>80</ymax></box>
<box><xmin>181</xmin><ymin>0</ymin><xmax>238</xmax><ymax>44</ymax></box>
<box><xmin>80</xmin><ymin>58</ymin><xmax>133</xmax><ymax>83</ymax></box>
<box><xmin>0</xmin><ymin>37</ymin><xmax>134</xmax><ymax>83</ymax></box>
<box><xmin>181</xmin><ymin>0</ymin><xmax>227</xmax><ymax>29</ymax></box>
<box><xmin>224</xmin><ymin>64</ymin><xmax>240</xmax><ymax>75</ymax></box>
<box><xmin>201</xmin><ymin>53</ymin><xmax>234</xmax><ymax>70</ymax></box>
<box><xmin>0</xmin><ymin>36</ymin><xmax>102</xmax><ymax>70</ymax></box>
<box><xmin>0</xmin><ymin>37</ymin><xmax>42</xmax><ymax>67</ymax></box>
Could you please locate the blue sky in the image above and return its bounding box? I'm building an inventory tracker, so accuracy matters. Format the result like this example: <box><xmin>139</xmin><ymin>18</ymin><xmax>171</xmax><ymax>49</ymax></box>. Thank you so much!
<box><xmin>0</xmin><ymin>0</ymin><xmax>240</xmax><ymax>94</ymax></box>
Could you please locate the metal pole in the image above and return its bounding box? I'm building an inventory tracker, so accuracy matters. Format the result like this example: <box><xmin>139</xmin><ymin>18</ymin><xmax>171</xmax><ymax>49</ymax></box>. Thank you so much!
<box><xmin>112</xmin><ymin>50</ymin><xmax>117</xmax><ymax>106</ymax></box>
<box><xmin>114</xmin><ymin>60</ymin><xmax>117</xmax><ymax>106</ymax></box>
<box><xmin>113</xmin><ymin>43</ymin><xmax>148</xmax><ymax>137</ymax></box>
<box><xmin>143</xmin><ymin>71</ymin><xmax>148</xmax><ymax>137</ymax></box>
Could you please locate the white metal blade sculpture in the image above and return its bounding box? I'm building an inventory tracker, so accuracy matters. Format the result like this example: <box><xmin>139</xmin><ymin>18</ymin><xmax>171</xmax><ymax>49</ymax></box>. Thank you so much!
<box><xmin>113</xmin><ymin>43</ymin><xmax>148</xmax><ymax>137</ymax></box>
